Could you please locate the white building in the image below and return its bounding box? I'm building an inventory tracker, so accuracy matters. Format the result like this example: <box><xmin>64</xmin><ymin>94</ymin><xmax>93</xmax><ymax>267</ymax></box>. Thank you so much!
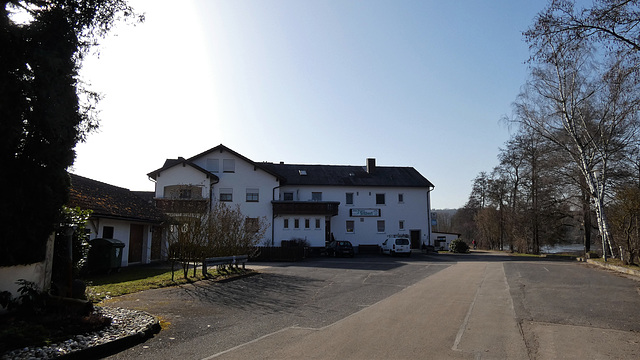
<box><xmin>68</xmin><ymin>174</ymin><xmax>165</xmax><ymax>267</ymax></box>
<box><xmin>432</xmin><ymin>231</ymin><xmax>461</xmax><ymax>251</ymax></box>
<box><xmin>147</xmin><ymin>145</ymin><xmax>434</xmax><ymax>251</ymax></box>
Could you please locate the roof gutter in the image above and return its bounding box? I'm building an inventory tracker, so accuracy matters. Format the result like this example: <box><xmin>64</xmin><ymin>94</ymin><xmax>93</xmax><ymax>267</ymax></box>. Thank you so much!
<box><xmin>271</xmin><ymin>182</ymin><xmax>284</xmax><ymax>246</ymax></box>
<box><xmin>426</xmin><ymin>184</ymin><xmax>435</xmax><ymax>246</ymax></box>
<box><xmin>209</xmin><ymin>177</ymin><xmax>220</xmax><ymax>211</ymax></box>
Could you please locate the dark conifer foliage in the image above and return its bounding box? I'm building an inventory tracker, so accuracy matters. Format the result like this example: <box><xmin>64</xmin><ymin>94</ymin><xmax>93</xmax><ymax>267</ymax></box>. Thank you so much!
<box><xmin>0</xmin><ymin>1</ymin><xmax>139</xmax><ymax>265</ymax></box>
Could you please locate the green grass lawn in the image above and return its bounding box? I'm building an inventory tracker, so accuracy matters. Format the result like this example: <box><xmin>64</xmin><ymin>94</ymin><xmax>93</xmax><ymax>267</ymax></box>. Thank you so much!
<box><xmin>83</xmin><ymin>264</ymin><xmax>250</xmax><ymax>303</ymax></box>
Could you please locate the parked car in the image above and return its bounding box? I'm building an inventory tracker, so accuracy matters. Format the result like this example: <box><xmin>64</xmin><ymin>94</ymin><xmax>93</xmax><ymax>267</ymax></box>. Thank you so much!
<box><xmin>326</xmin><ymin>240</ymin><xmax>355</xmax><ymax>257</ymax></box>
<box><xmin>381</xmin><ymin>236</ymin><xmax>411</xmax><ymax>256</ymax></box>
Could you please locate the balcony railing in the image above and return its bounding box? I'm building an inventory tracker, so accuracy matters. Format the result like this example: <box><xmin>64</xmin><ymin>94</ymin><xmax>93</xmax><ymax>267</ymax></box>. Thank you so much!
<box><xmin>155</xmin><ymin>198</ymin><xmax>209</xmax><ymax>214</ymax></box>
<box><xmin>272</xmin><ymin>201</ymin><xmax>340</xmax><ymax>216</ymax></box>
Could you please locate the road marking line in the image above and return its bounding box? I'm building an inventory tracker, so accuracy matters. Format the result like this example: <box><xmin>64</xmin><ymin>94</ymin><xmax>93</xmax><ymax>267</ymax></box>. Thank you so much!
<box><xmin>200</xmin><ymin>326</ymin><xmax>293</xmax><ymax>360</ymax></box>
<box><xmin>201</xmin><ymin>264</ymin><xmax>447</xmax><ymax>359</ymax></box>
<box><xmin>452</xmin><ymin>263</ymin><xmax>487</xmax><ymax>351</ymax></box>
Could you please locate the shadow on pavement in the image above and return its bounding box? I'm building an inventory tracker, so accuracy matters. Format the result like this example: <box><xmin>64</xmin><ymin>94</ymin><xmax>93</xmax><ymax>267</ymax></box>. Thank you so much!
<box><xmin>248</xmin><ymin>251</ymin><xmax>577</xmax><ymax>271</ymax></box>
<box><xmin>173</xmin><ymin>272</ymin><xmax>323</xmax><ymax>314</ymax></box>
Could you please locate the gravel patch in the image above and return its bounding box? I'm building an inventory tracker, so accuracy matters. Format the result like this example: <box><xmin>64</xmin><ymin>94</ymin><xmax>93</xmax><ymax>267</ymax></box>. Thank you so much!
<box><xmin>1</xmin><ymin>306</ymin><xmax>158</xmax><ymax>360</ymax></box>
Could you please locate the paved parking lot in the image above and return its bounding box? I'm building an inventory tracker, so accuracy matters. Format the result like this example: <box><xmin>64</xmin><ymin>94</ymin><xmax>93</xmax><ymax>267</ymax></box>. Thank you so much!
<box><xmin>104</xmin><ymin>252</ymin><xmax>640</xmax><ymax>359</ymax></box>
<box><xmin>104</xmin><ymin>254</ymin><xmax>451</xmax><ymax>359</ymax></box>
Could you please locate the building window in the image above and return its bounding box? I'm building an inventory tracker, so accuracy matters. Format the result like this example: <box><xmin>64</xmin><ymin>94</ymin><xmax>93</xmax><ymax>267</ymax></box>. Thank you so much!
<box><xmin>283</xmin><ymin>192</ymin><xmax>294</xmax><ymax>201</ymax></box>
<box><xmin>164</xmin><ymin>185</ymin><xmax>202</xmax><ymax>200</ymax></box>
<box><xmin>346</xmin><ymin>192</ymin><xmax>354</xmax><ymax>205</ymax></box>
<box><xmin>206</xmin><ymin>158</ymin><xmax>219</xmax><ymax>173</ymax></box>
<box><xmin>179</xmin><ymin>188</ymin><xmax>192</xmax><ymax>199</ymax></box>
<box><xmin>284</xmin><ymin>219</ymin><xmax>289</xmax><ymax>229</ymax></box>
<box><xmin>246</xmin><ymin>188</ymin><xmax>259</xmax><ymax>202</ymax></box>
<box><xmin>103</xmin><ymin>226</ymin><xmax>114</xmax><ymax>239</ymax></box>
<box><xmin>312</xmin><ymin>192</ymin><xmax>322</xmax><ymax>201</ymax></box>
<box><xmin>245</xmin><ymin>217</ymin><xmax>259</xmax><ymax>233</ymax></box>
<box><xmin>377</xmin><ymin>220</ymin><xmax>385</xmax><ymax>233</ymax></box>
<box><xmin>346</xmin><ymin>220</ymin><xmax>354</xmax><ymax>233</ymax></box>
<box><xmin>398</xmin><ymin>193</ymin><xmax>404</xmax><ymax>203</ymax></box>
<box><xmin>294</xmin><ymin>219</ymin><xmax>300</xmax><ymax>229</ymax></box>
<box><xmin>220</xmin><ymin>188</ymin><xmax>233</xmax><ymax>202</ymax></box>
<box><xmin>305</xmin><ymin>219</ymin><xmax>310</xmax><ymax>229</ymax></box>
<box><xmin>399</xmin><ymin>220</ymin><xmax>405</xmax><ymax>231</ymax></box>
<box><xmin>223</xmin><ymin>159</ymin><xmax>235</xmax><ymax>173</ymax></box>
<box><xmin>376</xmin><ymin>193</ymin><xmax>385</xmax><ymax>205</ymax></box>
<box><xmin>315</xmin><ymin>218</ymin><xmax>321</xmax><ymax>229</ymax></box>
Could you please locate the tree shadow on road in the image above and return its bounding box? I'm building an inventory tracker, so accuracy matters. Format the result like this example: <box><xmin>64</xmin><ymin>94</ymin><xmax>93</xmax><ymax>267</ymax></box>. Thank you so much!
<box><xmin>175</xmin><ymin>272</ymin><xmax>323</xmax><ymax>315</ymax></box>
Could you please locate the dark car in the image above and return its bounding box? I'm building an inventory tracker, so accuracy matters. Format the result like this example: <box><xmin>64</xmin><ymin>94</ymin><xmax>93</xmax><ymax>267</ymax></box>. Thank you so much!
<box><xmin>326</xmin><ymin>240</ymin><xmax>355</xmax><ymax>257</ymax></box>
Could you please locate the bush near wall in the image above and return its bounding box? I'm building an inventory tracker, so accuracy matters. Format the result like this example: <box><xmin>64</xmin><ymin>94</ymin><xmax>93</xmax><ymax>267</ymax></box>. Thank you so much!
<box><xmin>449</xmin><ymin>239</ymin><xmax>470</xmax><ymax>253</ymax></box>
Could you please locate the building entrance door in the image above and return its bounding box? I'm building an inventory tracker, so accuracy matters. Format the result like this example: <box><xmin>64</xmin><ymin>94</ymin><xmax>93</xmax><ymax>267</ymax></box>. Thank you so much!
<box><xmin>150</xmin><ymin>226</ymin><xmax>162</xmax><ymax>261</ymax></box>
<box><xmin>410</xmin><ymin>230</ymin><xmax>421</xmax><ymax>249</ymax></box>
<box><xmin>129</xmin><ymin>224</ymin><xmax>144</xmax><ymax>263</ymax></box>
<box><xmin>325</xmin><ymin>219</ymin><xmax>332</xmax><ymax>245</ymax></box>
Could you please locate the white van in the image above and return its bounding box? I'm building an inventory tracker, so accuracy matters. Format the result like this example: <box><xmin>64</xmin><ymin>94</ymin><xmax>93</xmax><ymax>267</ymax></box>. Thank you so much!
<box><xmin>381</xmin><ymin>236</ymin><xmax>411</xmax><ymax>256</ymax></box>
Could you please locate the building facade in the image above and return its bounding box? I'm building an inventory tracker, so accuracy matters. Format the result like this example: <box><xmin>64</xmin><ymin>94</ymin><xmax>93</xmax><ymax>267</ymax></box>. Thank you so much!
<box><xmin>68</xmin><ymin>174</ymin><xmax>165</xmax><ymax>266</ymax></box>
<box><xmin>432</xmin><ymin>231</ymin><xmax>461</xmax><ymax>251</ymax></box>
<box><xmin>147</xmin><ymin>145</ymin><xmax>434</xmax><ymax>251</ymax></box>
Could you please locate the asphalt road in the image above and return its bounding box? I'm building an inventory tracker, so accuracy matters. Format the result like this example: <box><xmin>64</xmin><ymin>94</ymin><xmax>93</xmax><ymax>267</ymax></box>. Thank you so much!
<box><xmin>103</xmin><ymin>252</ymin><xmax>640</xmax><ymax>359</ymax></box>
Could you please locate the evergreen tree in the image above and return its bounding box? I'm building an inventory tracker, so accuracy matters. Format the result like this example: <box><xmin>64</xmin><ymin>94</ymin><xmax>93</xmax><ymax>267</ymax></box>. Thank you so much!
<box><xmin>0</xmin><ymin>1</ymin><xmax>140</xmax><ymax>265</ymax></box>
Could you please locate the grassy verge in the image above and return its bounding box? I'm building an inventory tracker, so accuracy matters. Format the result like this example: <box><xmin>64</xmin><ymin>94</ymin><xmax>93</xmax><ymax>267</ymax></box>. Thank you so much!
<box><xmin>541</xmin><ymin>253</ymin><xmax>581</xmax><ymax>260</ymax></box>
<box><xmin>506</xmin><ymin>252</ymin><xmax>543</xmax><ymax>258</ymax></box>
<box><xmin>83</xmin><ymin>265</ymin><xmax>250</xmax><ymax>303</ymax></box>
<box><xmin>588</xmin><ymin>257</ymin><xmax>640</xmax><ymax>271</ymax></box>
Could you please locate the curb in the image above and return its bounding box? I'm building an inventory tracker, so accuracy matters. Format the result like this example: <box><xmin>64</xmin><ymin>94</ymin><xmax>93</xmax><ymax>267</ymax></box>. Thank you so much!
<box><xmin>63</xmin><ymin>270</ymin><xmax>256</xmax><ymax>358</ymax></box>
<box><xmin>2</xmin><ymin>269</ymin><xmax>262</xmax><ymax>359</ymax></box>
<box><xmin>59</xmin><ymin>319</ymin><xmax>161</xmax><ymax>360</ymax></box>
<box><xmin>584</xmin><ymin>259</ymin><xmax>640</xmax><ymax>278</ymax></box>
<box><xmin>216</xmin><ymin>270</ymin><xmax>260</xmax><ymax>283</ymax></box>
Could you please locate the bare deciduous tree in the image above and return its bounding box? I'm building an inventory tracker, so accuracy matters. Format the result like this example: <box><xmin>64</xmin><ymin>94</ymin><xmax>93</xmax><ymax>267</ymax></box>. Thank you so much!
<box><xmin>610</xmin><ymin>185</ymin><xmax>640</xmax><ymax>264</ymax></box>
<box><xmin>522</xmin><ymin>0</ymin><xmax>640</xmax><ymax>260</ymax></box>
<box><xmin>166</xmin><ymin>201</ymin><xmax>267</xmax><ymax>279</ymax></box>
<box><xmin>525</xmin><ymin>0</ymin><xmax>640</xmax><ymax>63</ymax></box>
<box><xmin>513</xmin><ymin>32</ymin><xmax>640</xmax><ymax>258</ymax></box>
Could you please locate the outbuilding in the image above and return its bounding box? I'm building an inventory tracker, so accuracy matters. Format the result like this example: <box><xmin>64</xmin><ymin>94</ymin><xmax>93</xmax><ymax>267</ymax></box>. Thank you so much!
<box><xmin>432</xmin><ymin>231</ymin><xmax>461</xmax><ymax>251</ymax></box>
<box><xmin>68</xmin><ymin>174</ymin><xmax>165</xmax><ymax>266</ymax></box>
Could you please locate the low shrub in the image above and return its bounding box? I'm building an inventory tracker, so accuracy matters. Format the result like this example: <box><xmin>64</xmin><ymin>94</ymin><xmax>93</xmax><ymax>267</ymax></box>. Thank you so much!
<box><xmin>449</xmin><ymin>239</ymin><xmax>470</xmax><ymax>253</ymax></box>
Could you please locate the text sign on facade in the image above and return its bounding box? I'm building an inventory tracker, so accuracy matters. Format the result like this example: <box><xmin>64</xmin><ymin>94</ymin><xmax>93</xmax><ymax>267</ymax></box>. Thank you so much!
<box><xmin>350</xmin><ymin>208</ymin><xmax>381</xmax><ymax>217</ymax></box>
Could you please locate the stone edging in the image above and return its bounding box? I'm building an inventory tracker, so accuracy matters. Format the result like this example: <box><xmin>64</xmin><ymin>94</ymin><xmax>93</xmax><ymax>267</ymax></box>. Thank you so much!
<box><xmin>585</xmin><ymin>259</ymin><xmax>640</xmax><ymax>278</ymax></box>
<box><xmin>1</xmin><ymin>307</ymin><xmax>160</xmax><ymax>360</ymax></box>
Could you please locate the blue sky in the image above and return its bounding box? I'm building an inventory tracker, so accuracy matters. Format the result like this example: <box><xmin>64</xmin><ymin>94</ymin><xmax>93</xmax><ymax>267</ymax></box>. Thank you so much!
<box><xmin>73</xmin><ymin>0</ymin><xmax>547</xmax><ymax>209</ymax></box>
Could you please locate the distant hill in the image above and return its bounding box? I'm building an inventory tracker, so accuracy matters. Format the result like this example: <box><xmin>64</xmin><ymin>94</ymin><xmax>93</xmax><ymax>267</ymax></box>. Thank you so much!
<box><xmin>432</xmin><ymin>208</ymin><xmax>458</xmax><ymax>216</ymax></box>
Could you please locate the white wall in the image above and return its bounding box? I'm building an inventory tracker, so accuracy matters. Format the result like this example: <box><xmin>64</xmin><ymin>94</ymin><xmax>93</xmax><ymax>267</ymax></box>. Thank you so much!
<box><xmin>273</xmin><ymin>185</ymin><xmax>430</xmax><ymax>248</ymax></box>
<box><xmin>0</xmin><ymin>234</ymin><xmax>54</xmax><ymax>303</ymax></box>
<box><xmin>153</xmin><ymin>165</ymin><xmax>209</xmax><ymax>198</ymax></box>
<box><xmin>190</xmin><ymin>151</ymin><xmax>280</xmax><ymax>244</ymax></box>
<box><xmin>155</xmin><ymin>150</ymin><xmax>282</xmax><ymax>246</ymax></box>
<box><xmin>432</xmin><ymin>232</ymin><xmax>460</xmax><ymax>250</ymax></box>
<box><xmin>274</xmin><ymin>216</ymin><xmax>326</xmax><ymax>247</ymax></box>
<box><xmin>88</xmin><ymin>218</ymin><xmax>153</xmax><ymax>267</ymax></box>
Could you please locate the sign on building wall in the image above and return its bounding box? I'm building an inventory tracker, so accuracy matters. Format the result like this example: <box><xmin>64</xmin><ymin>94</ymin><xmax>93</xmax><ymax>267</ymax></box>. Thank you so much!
<box><xmin>350</xmin><ymin>208</ymin><xmax>381</xmax><ymax>217</ymax></box>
